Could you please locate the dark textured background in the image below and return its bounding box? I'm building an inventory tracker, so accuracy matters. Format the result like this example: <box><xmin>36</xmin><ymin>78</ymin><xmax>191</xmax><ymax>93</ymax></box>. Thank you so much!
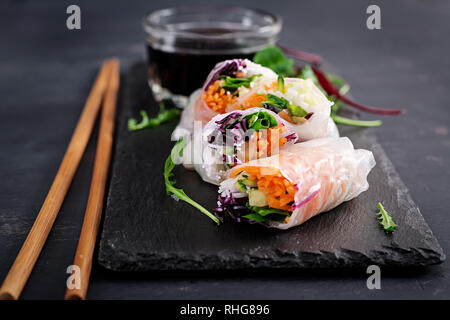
<box><xmin>0</xmin><ymin>0</ymin><xmax>449</xmax><ymax>299</ymax></box>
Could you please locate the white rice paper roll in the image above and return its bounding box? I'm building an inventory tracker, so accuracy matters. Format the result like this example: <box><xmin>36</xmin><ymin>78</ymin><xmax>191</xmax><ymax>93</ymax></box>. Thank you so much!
<box><xmin>220</xmin><ymin>137</ymin><xmax>375</xmax><ymax>229</ymax></box>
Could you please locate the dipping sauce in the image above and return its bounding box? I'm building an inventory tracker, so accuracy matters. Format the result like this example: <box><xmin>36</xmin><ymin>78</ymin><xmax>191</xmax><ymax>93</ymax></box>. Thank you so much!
<box><xmin>143</xmin><ymin>7</ymin><xmax>281</xmax><ymax>108</ymax></box>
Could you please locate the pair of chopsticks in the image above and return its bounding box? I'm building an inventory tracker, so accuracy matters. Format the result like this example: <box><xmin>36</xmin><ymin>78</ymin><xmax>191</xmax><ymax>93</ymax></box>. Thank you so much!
<box><xmin>0</xmin><ymin>58</ymin><xmax>120</xmax><ymax>300</ymax></box>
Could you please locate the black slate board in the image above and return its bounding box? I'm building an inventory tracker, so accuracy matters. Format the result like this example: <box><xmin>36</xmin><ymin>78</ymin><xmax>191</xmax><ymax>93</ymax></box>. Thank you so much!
<box><xmin>98</xmin><ymin>62</ymin><xmax>445</xmax><ymax>271</ymax></box>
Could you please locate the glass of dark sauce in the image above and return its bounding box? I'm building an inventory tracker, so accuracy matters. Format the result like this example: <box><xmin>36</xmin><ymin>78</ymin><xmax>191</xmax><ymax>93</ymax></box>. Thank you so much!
<box><xmin>143</xmin><ymin>6</ymin><xmax>282</xmax><ymax>108</ymax></box>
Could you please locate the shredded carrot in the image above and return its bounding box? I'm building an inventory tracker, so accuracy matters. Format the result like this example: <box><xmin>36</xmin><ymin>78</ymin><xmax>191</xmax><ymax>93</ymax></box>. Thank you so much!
<box><xmin>243</xmin><ymin>125</ymin><xmax>288</xmax><ymax>161</ymax></box>
<box><xmin>202</xmin><ymin>80</ymin><xmax>237</xmax><ymax>113</ymax></box>
<box><xmin>267</xmin><ymin>125</ymin><xmax>287</xmax><ymax>156</ymax></box>
<box><xmin>231</xmin><ymin>166</ymin><xmax>295</xmax><ymax>211</ymax></box>
<box><xmin>264</xmin><ymin>81</ymin><xmax>278</xmax><ymax>91</ymax></box>
<box><xmin>235</xmin><ymin>93</ymin><xmax>267</xmax><ymax>110</ymax></box>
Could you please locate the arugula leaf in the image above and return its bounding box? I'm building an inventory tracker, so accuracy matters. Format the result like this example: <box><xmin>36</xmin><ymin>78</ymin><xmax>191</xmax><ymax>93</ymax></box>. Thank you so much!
<box><xmin>164</xmin><ymin>138</ymin><xmax>220</xmax><ymax>225</ymax></box>
<box><xmin>128</xmin><ymin>103</ymin><xmax>180</xmax><ymax>131</ymax></box>
<box><xmin>219</xmin><ymin>74</ymin><xmax>261</xmax><ymax>91</ymax></box>
<box><xmin>376</xmin><ymin>202</ymin><xmax>397</xmax><ymax>232</ymax></box>
<box><xmin>331</xmin><ymin>114</ymin><xmax>382</xmax><ymax>127</ymax></box>
<box><xmin>253</xmin><ymin>46</ymin><xmax>296</xmax><ymax>77</ymax></box>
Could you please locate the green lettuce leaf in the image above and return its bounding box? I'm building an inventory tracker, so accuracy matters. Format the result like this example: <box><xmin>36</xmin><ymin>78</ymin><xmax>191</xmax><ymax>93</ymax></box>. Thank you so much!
<box><xmin>253</xmin><ymin>46</ymin><xmax>296</xmax><ymax>77</ymax></box>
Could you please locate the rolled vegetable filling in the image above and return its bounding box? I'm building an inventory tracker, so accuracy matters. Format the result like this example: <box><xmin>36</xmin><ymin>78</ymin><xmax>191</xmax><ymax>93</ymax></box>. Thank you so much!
<box><xmin>202</xmin><ymin>74</ymin><xmax>262</xmax><ymax>113</ymax></box>
<box><xmin>181</xmin><ymin>107</ymin><xmax>299</xmax><ymax>186</ymax></box>
<box><xmin>203</xmin><ymin>80</ymin><xmax>238</xmax><ymax>113</ymax></box>
<box><xmin>215</xmin><ymin>166</ymin><xmax>296</xmax><ymax>224</ymax></box>
<box><xmin>200</xmin><ymin>58</ymin><xmax>277</xmax><ymax>114</ymax></box>
<box><xmin>208</xmin><ymin>110</ymin><xmax>295</xmax><ymax>169</ymax></box>
<box><xmin>214</xmin><ymin>137</ymin><xmax>376</xmax><ymax>228</ymax></box>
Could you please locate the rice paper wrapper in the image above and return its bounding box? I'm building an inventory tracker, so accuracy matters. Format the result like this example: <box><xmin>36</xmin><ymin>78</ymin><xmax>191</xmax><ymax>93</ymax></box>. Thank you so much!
<box><xmin>225</xmin><ymin>137</ymin><xmax>376</xmax><ymax>229</ymax></box>
<box><xmin>182</xmin><ymin>107</ymin><xmax>299</xmax><ymax>185</ymax></box>
<box><xmin>171</xmin><ymin>89</ymin><xmax>218</xmax><ymax>141</ymax></box>
<box><xmin>326</xmin><ymin>118</ymin><xmax>340</xmax><ymax>138</ymax></box>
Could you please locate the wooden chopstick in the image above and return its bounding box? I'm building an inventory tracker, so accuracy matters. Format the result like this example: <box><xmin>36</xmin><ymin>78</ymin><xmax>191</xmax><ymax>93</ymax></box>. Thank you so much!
<box><xmin>0</xmin><ymin>59</ymin><xmax>113</xmax><ymax>300</ymax></box>
<box><xmin>65</xmin><ymin>58</ymin><xmax>120</xmax><ymax>300</ymax></box>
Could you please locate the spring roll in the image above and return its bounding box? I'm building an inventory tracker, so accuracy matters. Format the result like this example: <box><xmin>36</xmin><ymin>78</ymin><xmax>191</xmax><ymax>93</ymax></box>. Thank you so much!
<box><xmin>172</xmin><ymin>59</ymin><xmax>277</xmax><ymax>140</ymax></box>
<box><xmin>215</xmin><ymin>137</ymin><xmax>375</xmax><ymax>229</ymax></box>
<box><xmin>182</xmin><ymin>108</ymin><xmax>299</xmax><ymax>185</ymax></box>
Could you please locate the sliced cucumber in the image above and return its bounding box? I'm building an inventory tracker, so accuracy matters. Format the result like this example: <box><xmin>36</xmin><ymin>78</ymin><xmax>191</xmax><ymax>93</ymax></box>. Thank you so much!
<box><xmin>248</xmin><ymin>189</ymin><xmax>268</xmax><ymax>207</ymax></box>
<box><xmin>235</xmin><ymin>172</ymin><xmax>257</xmax><ymax>187</ymax></box>
<box><xmin>292</xmin><ymin>116</ymin><xmax>307</xmax><ymax>124</ymax></box>
<box><xmin>223</xmin><ymin>146</ymin><xmax>234</xmax><ymax>155</ymax></box>
<box><xmin>234</xmin><ymin>180</ymin><xmax>247</xmax><ymax>193</ymax></box>
<box><xmin>242</xmin><ymin>178</ymin><xmax>257</xmax><ymax>187</ymax></box>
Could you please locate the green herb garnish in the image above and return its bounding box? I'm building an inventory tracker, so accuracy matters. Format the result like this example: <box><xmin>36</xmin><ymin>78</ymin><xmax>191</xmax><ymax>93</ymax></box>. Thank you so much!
<box><xmin>277</xmin><ymin>75</ymin><xmax>285</xmax><ymax>92</ymax></box>
<box><xmin>128</xmin><ymin>103</ymin><xmax>180</xmax><ymax>131</ymax></box>
<box><xmin>253</xmin><ymin>45</ymin><xmax>296</xmax><ymax>77</ymax></box>
<box><xmin>164</xmin><ymin>138</ymin><xmax>220</xmax><ymax>225</ymax></box>
<box><xmin>219</xmin><ymin>74</ymin><xmax>261</xmax><ymax>92</ymax></box>
<box><xmin>376</xmin><ymin>202</ymin><xmax>397</xmax><ymax>232</ymax></box>
<box><xmin>260</xmin><ymin>94</ymin><xmax>308</xmax><ymax>118</ymax></box>
<box><xmin>244</xmin><ymin>111</ymin><xmax>278</xmax><ymax>130</ymax></box>
<box><xmin>243</xmin><ymin>202</ymin><xmax>290</xmax><ymax>223</ymax></box>
<box><xmin>260</xmin><ymin>94</ymin><xmax>290</xmax><ymax>110</ymax></box>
